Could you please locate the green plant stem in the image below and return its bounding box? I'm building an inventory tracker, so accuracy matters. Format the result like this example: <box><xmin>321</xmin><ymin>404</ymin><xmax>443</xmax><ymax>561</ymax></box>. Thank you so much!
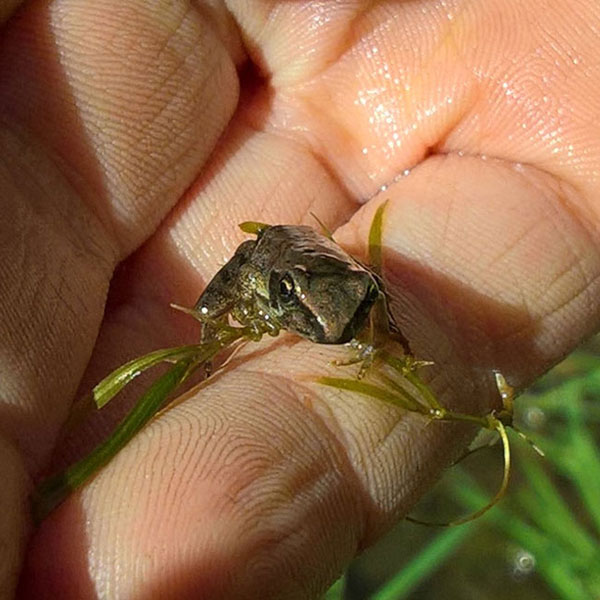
<box><xmin>371</xmin><ymin>523</ymin><xmax>476</xmax><ymax>600</ymax></box>
<box><xmin>32</xmin><ymin>359</ymin><xmax>197</xmax><ymax>522</ymax></box>
<box><xmin>368</xmin><ymin>200</ymin><xmax>387</xmax><ymax>273</ymax></box>
<box><xmin>92</xmin><ymin>344</ymin><xmax>207</xmax><ymax>408</ymax></box>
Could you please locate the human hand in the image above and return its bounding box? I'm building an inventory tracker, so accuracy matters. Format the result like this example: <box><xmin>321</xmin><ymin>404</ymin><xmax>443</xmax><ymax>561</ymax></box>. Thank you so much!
<box><xmin>2</xmin><ymin>1</ymin><xmax>599</xmax><ymax>597</ymax></box>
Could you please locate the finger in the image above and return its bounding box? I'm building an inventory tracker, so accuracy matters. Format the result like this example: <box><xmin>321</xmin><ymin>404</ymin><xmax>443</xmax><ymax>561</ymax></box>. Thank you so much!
<box><xmin>1</xmin><ymin>1</ymin><xmax>239</xmax><ymax>594</ymax></box>
<box><xmin>31</xmin><ymin>147</ymin><xmax>600</xmax><ymax>595</ymax></box>
<box><xmin>0</xmin><ymin>0</ymin><xmax>239</xmax><ymax>469</ymax></box>
<box><xmin>339</xmin><ymin>154</ymin><xmax>600</xmax><ymax>393</ymax></box>
<box><xmin>230</xmin><ymin>0</ymin><xmax>600</xmax><ymax>212</ymax></box>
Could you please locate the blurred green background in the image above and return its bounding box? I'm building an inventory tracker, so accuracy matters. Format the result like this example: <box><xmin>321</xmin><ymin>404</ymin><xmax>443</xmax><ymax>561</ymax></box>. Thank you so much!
<box><xmin>326</xmin><ymin>336</ymin><xmax>600</xmax><ymax>600</ymax></box>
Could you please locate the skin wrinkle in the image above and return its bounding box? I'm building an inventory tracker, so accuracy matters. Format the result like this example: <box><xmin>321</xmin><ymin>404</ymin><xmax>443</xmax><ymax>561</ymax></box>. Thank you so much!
<box><xmin>253</xmin><ymin>122</ymin><xmax>357</xmax><ymax>216</ymax></box>
<box><xmin>386</xmin><ymin>156</ymin><xmax>600</xmax><ymax>358</ymax></box>
<box><xmin>134</xmin><ymin>433</ymin><xmax>170</xmax><ymax>525</ymax></box>
<box><xmin>304</xmin><ymin>3</ymin><xmax>372</xmax><ymax>83</ymax></box>
<box><xmin>136</xmin><ymin>51</ymin><xmax>208</xmax><ymax>144</ymax></box>
<box><xmin>53</xmin><ymin>3</ymin><xmax>238</xmax><ymax>255</ymax></box>
<box><xmin>1</xmin><ymin>191</ymin><xmax>111</xmax><ymax>461</ymax></box>
<box><xmin>517</xmin><ymin>165</ymin><xmax>600</xmax><ymax>253</ymax></box>
<box><xmin>154</xmin><ymin>417</ymin><xmax>194</xmax><ymax>509</ymax></box>
<box><xmin>532</xmin><ymin>190</ymin><xmax>600</xmax><ymax>324</ymax></box>
<box><xmin>544</xmin><ymin>263</ymin><xmax>599</xmax><ymax>323</ymax></box>
<box><xmin>96</xmin><ymin>373</ymin><xmax>361</xmax><ymax>598</ymax></box>
<box><xmin>178</xmin><ymin>366</ymin><xmax>368</xmax><ymax>529</ymax></box>
<box><xmin>235</xmin><ymin>481</ymin><xmax>355</xmax><ymax>596</ymax></box>
<box><xmin>1</xmin><ymin>124</ymin><xmax>116</xmax><ymax>272</ymax></box>
<box><xmin>289</xmin><ymin>46</ymin><xmax>476</xmax><ymax>196</ymax></box>
<box><xmin>481</xmin><ymin>212</ymin><xmax>549</xmax><ymax>330</ymax></box>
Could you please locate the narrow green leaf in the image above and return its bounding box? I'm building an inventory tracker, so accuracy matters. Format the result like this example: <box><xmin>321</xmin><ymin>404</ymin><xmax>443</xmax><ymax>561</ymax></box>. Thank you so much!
<box><xmin>516</xmin><ymin>453</ymin><xmax>598</xmax><ymax>560</ymax></box>
<box><xmin>540</xmin><ymin>393</ymin><xmax>600</xmax><ymax>535</ymax></box>
<box><xmin>309</xmin><ymin>212</ymin><xmax>335</xmax><ymax>240</ymax></box>
<box><xmin>449</xmin><ymin>469</ymin><xmax>594</xmax><ymax>599</ymax></box>
<box><xmin>93</xmin><ymin>344</ymin><xmax>204</xmax><ymax>408</ymax></box>
<box><xmin>371</xmin><ymin>524</ymin><xmax>476</xmax><ymax>600</ymax></box>
<box><xmin>368</xmin><ymin>200</ymin><xmax>388</xmax><ymax>274</ymax></box>
<box><xmin>318</xmin><ymin>376</ymin><xmax>421</xmax><ymax>412</ymax></box>
<box><xmin>376</xmin><ymin>372</ymin><xmax>427</xmax><ymax>412</ymax></box>
<box><xmin>323</xmin><ymin>574</ymin><xmax>346</xmax><ymax>600</ymax></box>
<box><xmin>33</xmin><ymin>359</ymin><xmax>196</xmax><ymax>522</ymax></box>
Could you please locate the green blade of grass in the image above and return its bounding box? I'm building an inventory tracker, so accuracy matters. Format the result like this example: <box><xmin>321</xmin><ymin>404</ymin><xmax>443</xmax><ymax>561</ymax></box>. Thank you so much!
<box><xmin>93</xmin><ymin>344</ymin><xmax>205</xmax><ymax>408</ymax></box>
<box><xmin>516</xmin><ymin>452</ymin><xmax>598</xmax><ymax>561</ymax></box>
<box><xmin>370</xmin><ymin>523</ymin><xmax>476</xmax><ymax>600</ymax></box>
<box><xmin>323</xmin><ymin>574</ymin><xmax>346</xmax><ymax>600</ymax></box>
<box><xmin>540</xmin><ymin>393</ymin><xmax>600</xmax><ymax>536</ymax></box>
<box><xmin>449</xmin><ymin>469</ymin><xmax>598</xmax><ymax>599</ymax></box>
<box><xmin>379</xmin><ymin>352</ymin><xmax>443</xmax><ymax>412</ymax></box>
<box><xmin>33</xmin><ymin>358</ymin><xmax>197</xmax><ymax>522</ymax></box>
<box><xmin>318</xmin><ymin>376</ymin><xmax>424</xmax><ymax>413</ymax></box>
<box><xmin>368</xmin><ymin>200</ymin><xmax>388</xmax><ymax>274</ymax></box>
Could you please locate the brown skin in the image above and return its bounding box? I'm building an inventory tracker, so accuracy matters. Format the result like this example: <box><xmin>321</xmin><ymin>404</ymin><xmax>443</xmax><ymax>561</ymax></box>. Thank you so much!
<box><xmin>2</xmin><ymin>0</ymin><xmax>600</xmax><ymax>597</ymax></box>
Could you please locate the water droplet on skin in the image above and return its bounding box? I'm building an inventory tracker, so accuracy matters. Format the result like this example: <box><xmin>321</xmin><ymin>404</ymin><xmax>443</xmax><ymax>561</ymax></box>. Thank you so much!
<box><xmin>362</xmin><ymin>147</ymin><xmax>369</xmax><ymax>154</ymax></box>
<box><xmin>380</xmin><ymin>184</ymin><xmax>388</xmax><ymax>191</ymax></box>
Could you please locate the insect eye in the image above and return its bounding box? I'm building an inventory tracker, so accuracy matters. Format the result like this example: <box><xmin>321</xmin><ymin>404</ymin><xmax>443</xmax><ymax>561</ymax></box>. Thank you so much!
<box><xmin>278</xmin><ymin>274</ymin><xmax>296</xmax><ymax>303</ymax></box>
